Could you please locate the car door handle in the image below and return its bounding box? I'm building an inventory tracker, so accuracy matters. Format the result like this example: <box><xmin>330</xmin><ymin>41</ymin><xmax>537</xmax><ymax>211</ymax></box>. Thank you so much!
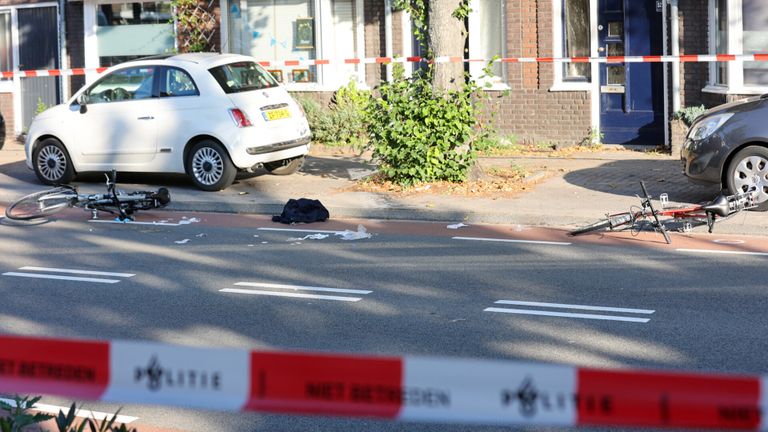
<box><xmin>137</xmin><ymin>116</ymin><xmax>154</xmax><ymax>120</ymax></box>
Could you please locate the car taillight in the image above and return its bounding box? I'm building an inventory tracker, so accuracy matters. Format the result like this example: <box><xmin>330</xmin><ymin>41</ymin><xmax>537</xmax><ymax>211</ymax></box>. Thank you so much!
<box><xmin>229</xmin><ymin>108</ymin><xmax>252</xmax><ymax>127</ymax></box>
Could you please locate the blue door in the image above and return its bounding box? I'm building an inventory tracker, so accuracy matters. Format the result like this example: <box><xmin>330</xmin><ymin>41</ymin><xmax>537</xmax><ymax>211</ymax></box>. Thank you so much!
<box><xmin>599</xmin><ymin>0</ymin><xmax>664</xmax><ymax>144</ymax></box>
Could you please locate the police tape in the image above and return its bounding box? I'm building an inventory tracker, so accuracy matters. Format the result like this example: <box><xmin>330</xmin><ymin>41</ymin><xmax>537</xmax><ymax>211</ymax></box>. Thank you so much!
<box><xmin>0</xmin><ymin>335</ymin><xmax>766</xmax><ymax>429</ymax></box>
<box><xmin>4</xmin><ymin>53</ymin><xmax>768</xmax><ymax>79</ymax></box>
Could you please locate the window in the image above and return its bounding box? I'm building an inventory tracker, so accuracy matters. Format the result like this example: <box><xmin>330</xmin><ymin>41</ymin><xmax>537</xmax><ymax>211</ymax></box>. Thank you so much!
<box><xmin>96</xmin><ymin>2</ymin><xmax>173</xmax><ymax>67</ymax></box>
<box><xmin>742</xmin><ymin>0</ymin><xmax>768</xmax><ymax>86</ymax></box>
<box><xmin>552</xmin><ymin>0</ymin><xmax>592</xmax><ymax>90</ymax></box>
<box><xmin>468</xmin><ymin>0</ymin><xmax>507</xmax><ymax>87</ymax></box>
<box><xmin>244</xmin><ymin>0</ymin><xmax>318</xmax><ymax>84</ymax></box>
<box><xmin>714</xmin><ymin>0</ymin><xmax>727</xmax><ymax>85</ymax></box>
<box><xmin>209</xmin><ymin>62</ymin><xmax>278</xmax><ymax>93</ymax></box>
<box><xmin>228</xmin><ymin>0</ymin><xmax>364</xmax><ymax>89</ymax></box>
<box><xmin>161</xmin><ymin>67</ymin><xmax>199</xmax><ymax>97</ymax></box>
<box><xmin>562</xmin><ymin>0</ymin><xmax>590</xmax><ymax>81</ymax></box>
<box><xmin>85</xmin><ymin>67</ymin><xmax>156</xmax><ymax>103</ymax></box>
<box><xmin>0</xmin><ymin>12</ymin><xmax>11</xmax><ymax>81</ymax></box>
<box><xmin>708</xmin><ymin>0</ymin><xmax>768</xmax><ymax>93</ymax></box>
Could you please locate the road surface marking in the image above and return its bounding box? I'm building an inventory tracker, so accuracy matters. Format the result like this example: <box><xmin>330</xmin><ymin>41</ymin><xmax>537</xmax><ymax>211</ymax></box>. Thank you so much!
<box><xmin>0</xmin><ymin>398</ymin><xmax>138</xmax><ymax>424</ymax></box>
<box><xmin>220</xmin><ymin>288</ymin><xmax>362</xmax><ymax>302</ymax></box>
<box><xmin>89</xmin><ymin>218</ymin><xmax>199</xmax><ymax>226</ymax></box>
<box><xmin>19</xmin><ymin>266</ymin><xmax>135</xmax><ymax>278</ymax></box>
<box><xmin>493</xmin><ymin>300</ymin><xmax>655</xmax><ymax>314</ymax></box>
<box><xmin>234</xmin><ymin>282</ymin><xmax>372</xmax><ymax>295</ymax></box>
<box><xmin>257</xmin><ymin>227</ymin><xmax>341</xmax><ymax>234</ymax></box>
<box><xmin>2</xmin><ymin>266</ymin><xmax>134</xmax><ymax>284</ymax></box>
<box><xmin>2</xmin><ymin>272</ymin><xmax>121</xmax><ymax>283</ymax></box>
<box><xmin>453</xmin><ymin>236</ymin><xmax>571</xmax><ymax>246</ymax></box>
<box><xmin>712</xmin><ymin>239</ymin><xmax>746</xmax><ymax>245</ymax></box>
<box><xmin>677</xmin><ymin>248</ymin><xmax>768</xmax><ymax>256</ymax></box>
<box><xmin>483</xmin><ymin>307</ymin><xmax>651</xmax><ymax>323</ymax></box>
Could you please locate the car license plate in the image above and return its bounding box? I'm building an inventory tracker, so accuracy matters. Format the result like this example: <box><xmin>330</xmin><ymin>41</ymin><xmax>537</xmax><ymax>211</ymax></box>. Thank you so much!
<box><xmin>263</xmin><ymin>108</ymin><xmax>291</xmax><ymax>121</ymax></box>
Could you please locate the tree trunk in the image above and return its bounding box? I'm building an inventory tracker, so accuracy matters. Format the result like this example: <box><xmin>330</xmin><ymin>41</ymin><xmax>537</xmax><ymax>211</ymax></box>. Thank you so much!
<box><xmin>427</xmin><ymin>0</ymin><xmax>466</xmax><ymax>91</ymax></box>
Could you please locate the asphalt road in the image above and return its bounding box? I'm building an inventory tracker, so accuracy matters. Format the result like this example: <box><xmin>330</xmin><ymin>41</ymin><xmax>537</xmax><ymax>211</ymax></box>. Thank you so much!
<box><xmin>1</xmin><ymin>210</ymin><xmax>767</xmax><ymax>431</ymax></box>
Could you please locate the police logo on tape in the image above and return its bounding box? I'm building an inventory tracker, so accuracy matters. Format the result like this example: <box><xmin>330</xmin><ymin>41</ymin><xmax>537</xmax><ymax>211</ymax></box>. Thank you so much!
<box><xmin>134</xmin><ymin>355</ymin><xmax>222</xmax><ymax>392</ymax></box>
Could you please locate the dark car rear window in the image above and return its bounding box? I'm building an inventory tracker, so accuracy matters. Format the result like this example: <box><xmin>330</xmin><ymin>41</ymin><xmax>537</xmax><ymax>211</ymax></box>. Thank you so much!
<box><xmin>209</xmin><ymin>61</ymin><xmax>278</xmax><ymax>93</ymax></box>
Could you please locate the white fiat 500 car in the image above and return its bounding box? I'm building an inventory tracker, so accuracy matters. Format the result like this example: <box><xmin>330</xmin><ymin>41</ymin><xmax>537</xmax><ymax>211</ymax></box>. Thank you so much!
<box><xmin>25</xmin><ymin>53</ymin><xmax>311</xmax><ymax>191</ymax></box>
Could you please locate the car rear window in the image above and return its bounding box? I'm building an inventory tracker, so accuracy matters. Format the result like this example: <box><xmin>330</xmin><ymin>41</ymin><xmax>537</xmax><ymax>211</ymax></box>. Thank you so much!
<box><xmin>209</xmin><ymin>61</ymin><xmax>278</xmax><ymax>93</ymax></box>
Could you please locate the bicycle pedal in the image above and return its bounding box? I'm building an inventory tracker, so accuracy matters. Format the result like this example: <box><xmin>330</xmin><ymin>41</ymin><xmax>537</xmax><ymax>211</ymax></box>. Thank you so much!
<box><xmin>682</xmin><ymin>222</ymin><xmax>693</xmax><ymax>233</ymax></box>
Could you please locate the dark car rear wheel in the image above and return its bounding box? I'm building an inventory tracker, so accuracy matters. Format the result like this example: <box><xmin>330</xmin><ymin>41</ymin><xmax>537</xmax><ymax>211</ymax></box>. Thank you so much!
<box><xmin>726</xmin><ymin>145</ymin><xmax>768</xmax><ymax>211</ymax></box>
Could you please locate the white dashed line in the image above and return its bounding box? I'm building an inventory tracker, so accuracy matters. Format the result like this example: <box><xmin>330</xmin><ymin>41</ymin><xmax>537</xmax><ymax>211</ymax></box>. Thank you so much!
<box><xmin>234</xmin><ymin>282</ymin><xmax>372</xmax><ymax>295</ymax></box>
<box><xmin>677</xmin><ymin>248</ymin><xmax>768</xmax><ymax>256</ymax></box>
<box><xmin>2</xmin><ymin>266</ymin><xmax>135</xmax><ymax>284</ymax></box>
<box><xmin>220</xmin><ymin>288</ymin><xmax>362</xmax><ymax>302</ymax></box>
<box><xmin>453</xmin><ymin>236</ymin><xmax>571</xmax><ymax>246</ymax></box>
<box><xmin>483</xmin><ymin>307</ymin><xmax>651</xmax><ymax>323</ymax></box>
<box><xmin>221</xmin><ymin>281</ymin><xmax>372</xmax><ymax>302</ymax></box>
<box><xmin>493</xmin><ymin>300</ymin><xmax>655</xmax><ymax>314</ymax></box>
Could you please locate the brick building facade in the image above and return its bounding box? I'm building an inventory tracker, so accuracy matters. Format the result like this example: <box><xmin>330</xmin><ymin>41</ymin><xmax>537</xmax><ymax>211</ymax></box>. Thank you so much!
<box><xmin>1</xmin><ymin>0</ymin><xmax>767</xmax><ymax>148</ymax></box>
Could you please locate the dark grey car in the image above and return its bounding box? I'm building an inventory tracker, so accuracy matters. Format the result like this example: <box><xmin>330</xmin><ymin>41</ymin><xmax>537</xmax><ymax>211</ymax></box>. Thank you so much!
<box><xmin>681</xmin><ymin>95</ymin><xmax>768</xmax><ymax>211</ymax></box>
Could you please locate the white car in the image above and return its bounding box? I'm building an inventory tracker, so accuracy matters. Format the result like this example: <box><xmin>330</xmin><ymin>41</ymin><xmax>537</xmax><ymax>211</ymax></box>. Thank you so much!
<box><xmin>25</xmin><ymin>53</ymin><xmax>311</xmax><ymax>191</ymax></box>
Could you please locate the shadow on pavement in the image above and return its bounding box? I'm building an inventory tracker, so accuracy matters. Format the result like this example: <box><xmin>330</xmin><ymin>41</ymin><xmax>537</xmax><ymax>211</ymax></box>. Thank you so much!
<box><xmin>562</xmin><ymin>158</ymin><xmax>721</xmax><ymax>203</ymax></box>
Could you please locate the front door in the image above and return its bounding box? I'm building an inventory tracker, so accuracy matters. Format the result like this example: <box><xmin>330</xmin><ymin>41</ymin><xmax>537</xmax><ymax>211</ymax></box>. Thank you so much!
<box><xmin>598</xmin><ymin>0</ymin><xmax>664</xmax><ymax>145</ymax></box>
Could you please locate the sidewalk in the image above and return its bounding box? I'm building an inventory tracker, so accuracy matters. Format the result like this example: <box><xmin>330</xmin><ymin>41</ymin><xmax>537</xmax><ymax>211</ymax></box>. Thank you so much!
<box><xmin>1</xmin><ymin>143</ymin><xmax>766</xmax><ymax>236</ymax></box>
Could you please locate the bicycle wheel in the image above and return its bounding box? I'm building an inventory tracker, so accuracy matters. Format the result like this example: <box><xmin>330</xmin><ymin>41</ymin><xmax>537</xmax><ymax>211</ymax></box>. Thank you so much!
<box><xmin>570</xmin><ymin>219</ymin><xmax>612</xmax><ymax>236</ymax></box>
<box><xmin>5</xmin><ymin>187</ymin><xmax>77</xmax><ymax>220</ymax></box>
<box><xmin>570</xmin><ymin>213</ymin><xmax>633</xmax><ymax>236</ymax></box>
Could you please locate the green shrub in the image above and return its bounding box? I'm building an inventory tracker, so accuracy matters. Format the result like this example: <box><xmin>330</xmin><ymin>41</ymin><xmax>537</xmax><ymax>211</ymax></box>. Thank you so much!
<box><xmin>672</xmin><ymin>105</ymin><xmax>706</xmax><ymax>127</ymax></box>
<box><xmin>293</xmin><ymin>81</ymin><xmax>370</xmax><ymax>149</ymax></box>
<box><xmin>365</xmin><ymin>65</ymin><xmax>486</xmax><ymax>186</ymax></box>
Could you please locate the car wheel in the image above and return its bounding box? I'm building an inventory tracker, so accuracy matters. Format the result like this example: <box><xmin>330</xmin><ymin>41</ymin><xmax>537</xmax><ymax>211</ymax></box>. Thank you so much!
<box><xmin>187</xmin><ymin>140</ymin><xmax>236</xmax><ymax>191</ymax></box>
<box><xmin>32</xmin><ymin>138</ymin><xmax>75</xmax><ymax>185</ymax></box>
<box><xmin>263</xmin><ymin>156</ymin><xmax>305</xmax><ymax>176</ymax></box>
<box><xmin>726</xmin><ymin>145</ymin><xmax>768</xmax><ymax>211</ymax></box>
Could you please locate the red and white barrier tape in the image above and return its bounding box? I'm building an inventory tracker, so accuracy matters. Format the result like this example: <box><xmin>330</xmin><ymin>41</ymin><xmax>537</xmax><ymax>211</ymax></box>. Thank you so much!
<box><xmin>0</xmin><ymin>335</ymin><xmax>766</xmax><ymax>429</ymax></box>
<box><xmin>5</xmin><ymin>53</ymin><xmax>768</xmax><ymax>79</ymax></box>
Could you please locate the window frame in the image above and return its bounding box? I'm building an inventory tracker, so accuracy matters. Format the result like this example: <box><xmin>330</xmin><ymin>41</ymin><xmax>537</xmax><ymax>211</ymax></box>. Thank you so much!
<box><xmin>467</xmin><ymin>0</ymin><xmax>509</xmax><ymax>90</ymax></box>
<box><xmin>551</xmin><ymin>0</ymin><xmax>596</xmax><ymax>92</ymax></box>
<box><xmin>705</xmin><ymin>0</ymin><xmax>768</xmax><ymax>95</ymax></box>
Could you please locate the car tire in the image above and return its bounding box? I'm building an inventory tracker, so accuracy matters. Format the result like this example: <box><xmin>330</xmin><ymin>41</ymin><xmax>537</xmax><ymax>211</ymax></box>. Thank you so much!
<box><xmin>726</xmin><ymin>145</ymin><xmax>768</xmax><ymax>212</ymax></box>
<box><xmin>32</xmin><ymin>138</ymin><xmax>76</xmax><ymax>185</ymax></box>
<box><xmin>186</xmin><ymin>140</ymin><xmax>236</xmax><ymax>191</ymax></box>
<box><xmin>263</xmin><ymin>156</ymin><xmax>305</xmax><ymax>176</ymax></box>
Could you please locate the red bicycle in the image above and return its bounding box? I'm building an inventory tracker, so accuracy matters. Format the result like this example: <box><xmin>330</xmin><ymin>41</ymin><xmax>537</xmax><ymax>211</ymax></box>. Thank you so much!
<box><xmin>569</xmin><ymin>181</ymin><xmax>756</xmax><ymax>244</ymax></box>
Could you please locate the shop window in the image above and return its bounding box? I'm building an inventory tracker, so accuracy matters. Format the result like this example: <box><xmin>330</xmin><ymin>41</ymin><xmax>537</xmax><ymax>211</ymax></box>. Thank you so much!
<box><xmin>96</xmin><ymin>2</ymin><xmax>174</xmax><ymax>66</ymax></box>
<box><xmin>245</xmin><ymin>0</ymin><xmax>318</xmax><ymax>84</ymax></box>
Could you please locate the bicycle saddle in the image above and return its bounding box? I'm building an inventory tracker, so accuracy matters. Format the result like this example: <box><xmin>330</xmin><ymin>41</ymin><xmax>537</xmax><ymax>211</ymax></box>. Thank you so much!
<box><xmin>701</xmin><ymin>193</ymin><xmax>731</xmax><ymax>217</ymax></box>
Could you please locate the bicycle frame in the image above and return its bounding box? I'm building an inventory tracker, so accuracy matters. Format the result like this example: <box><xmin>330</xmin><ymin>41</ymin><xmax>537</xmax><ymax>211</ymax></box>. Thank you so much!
<box><xmin>574</xmin><ymin>181</ymin><xmax>756</xmax><ymax>244</ymax></box>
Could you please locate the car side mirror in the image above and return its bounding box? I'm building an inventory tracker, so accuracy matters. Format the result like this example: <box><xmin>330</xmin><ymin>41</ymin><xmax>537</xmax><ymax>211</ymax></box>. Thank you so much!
<box><xmin>77</xmin><ymin>94</ymin><xmax>88</xmax><ymax>114</ymax></box>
